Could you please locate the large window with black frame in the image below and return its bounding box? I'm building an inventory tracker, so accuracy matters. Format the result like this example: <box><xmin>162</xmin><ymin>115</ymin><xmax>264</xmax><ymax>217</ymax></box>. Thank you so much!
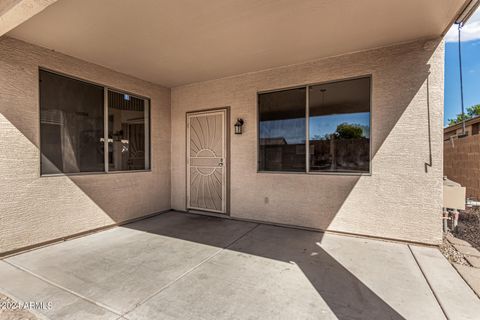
<box><xmin>39</xmin><ymin>70</ymin><xmax>150</xmax><ymax>175</ymax></box>
<box><xmin>258</xmin><ymin>76</ymin><xmax>371</xmax><ymax>173</ymax></box>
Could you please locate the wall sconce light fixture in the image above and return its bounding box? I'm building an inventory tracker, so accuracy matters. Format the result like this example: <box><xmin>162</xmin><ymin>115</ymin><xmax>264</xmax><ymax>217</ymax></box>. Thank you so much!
<box><xmin>234</xmin><ymin>118</ymin><xmax>244</xmax><ymax>134</ymax></box>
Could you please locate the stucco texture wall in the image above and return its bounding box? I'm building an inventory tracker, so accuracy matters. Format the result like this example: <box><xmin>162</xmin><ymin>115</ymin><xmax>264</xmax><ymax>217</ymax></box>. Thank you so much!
<box><xmin>171</xmin><ymin>39</ymin><xmax>445</xmax><ymax>244</ymax></box>
<box><xmin>0</xmin><ymin>37</ymin><xmax>171</xmax><ymax>254</ymax></box>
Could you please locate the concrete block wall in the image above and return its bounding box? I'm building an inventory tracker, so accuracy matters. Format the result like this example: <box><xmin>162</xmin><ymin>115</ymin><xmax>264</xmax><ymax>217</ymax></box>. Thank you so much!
<box><xmin>444</xmin><ymin>136</ymin><xmax>480</xmax><ymax>199</ymax></box>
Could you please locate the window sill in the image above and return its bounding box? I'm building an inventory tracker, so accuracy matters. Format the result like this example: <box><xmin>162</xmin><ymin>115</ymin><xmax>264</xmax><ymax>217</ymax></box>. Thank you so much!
<box><xmin>257</xmin><ymin>170</ymin><xmax>371</xmax><ymax>177</ymax></box>
<box><xmin>40</xmin><ymin>169</ymin><xmax>152</xmax><ymax>178</ymax></box>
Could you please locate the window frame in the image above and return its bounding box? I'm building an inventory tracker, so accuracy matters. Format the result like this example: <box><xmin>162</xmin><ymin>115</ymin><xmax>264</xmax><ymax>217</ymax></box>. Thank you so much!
<box><xmin>38</xmin><ymin>67</ymin><xmax>152</xmax><ymax>177</ymax></box>
<box><xmin>472</xmin><ymin>123</ymin><xmax>479</xmax><ymax>135</ymax></box>
<box><xmin>256</xmin><ymin>75</ymin><xmax>372</xmax><ymax>176</ymax></box>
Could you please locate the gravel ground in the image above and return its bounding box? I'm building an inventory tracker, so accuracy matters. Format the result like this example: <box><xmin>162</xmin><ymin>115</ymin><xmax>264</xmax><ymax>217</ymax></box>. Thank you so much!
<box><xmin>440</xmin><ymin>232</ymin><xmax>470</xmax><ymax>265</ymax></box>
<box><xmin>0</xmin><ymin>293</ymin><xmax>38</xmax><ymax>320</ymax></box>
<box><xmin>455</xmin><ymin>207</ymin><xmax>480</xmax><ymax>251</ymax></box>
<box><xmin>440</xmin><ymin>207</ymin><xmax>480</xmax><ymax>266</ymax></box>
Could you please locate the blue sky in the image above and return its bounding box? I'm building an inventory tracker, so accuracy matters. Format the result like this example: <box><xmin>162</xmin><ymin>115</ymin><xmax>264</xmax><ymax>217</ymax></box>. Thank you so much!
<box><xmin>444</xmin><ymin>9</ymin><xmax>480</xmax><ymax>126</ymax></box>
<box><xmin>309</xmin><ymin>113</ymin><xmax>369</xmax><ymax>139</ymax></box>
<box><xmin>260</xmin><ymin>112</ymin><xmax>369</xmax><ymax>144</ymax></box>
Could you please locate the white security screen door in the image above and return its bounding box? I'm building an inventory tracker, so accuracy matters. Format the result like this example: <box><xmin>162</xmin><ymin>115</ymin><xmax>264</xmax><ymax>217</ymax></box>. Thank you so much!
<box><xmin>187</xmin><ymin>109</ymin><xmax>227</xmax><ymax>214</ymax></box>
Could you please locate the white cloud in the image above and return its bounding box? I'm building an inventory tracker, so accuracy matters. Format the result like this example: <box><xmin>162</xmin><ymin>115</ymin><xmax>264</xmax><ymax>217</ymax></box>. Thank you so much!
<box><xmin>445</xmin><ymin>9</ymin><xmax>480</xmax><ymax>42</ymax></box>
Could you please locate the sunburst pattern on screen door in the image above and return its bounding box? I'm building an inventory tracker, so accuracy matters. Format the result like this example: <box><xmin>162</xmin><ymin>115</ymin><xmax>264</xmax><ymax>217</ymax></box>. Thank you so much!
<box><xmin>187</xmin><ymin>112</ymin><xmax>225</xmax><ymax>213</ymax></box>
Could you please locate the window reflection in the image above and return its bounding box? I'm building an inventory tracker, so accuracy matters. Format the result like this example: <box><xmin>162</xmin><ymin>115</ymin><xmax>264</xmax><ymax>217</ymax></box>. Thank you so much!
<box><xmin>39</xmin><ymin>71</ymin><xmax>151</xmax><ymax>175</ymax></box>
<box><xmin>40</xmin><ymin>70</ymin><xmax>104</xmax><ymax>174</ymax></box>
<box><xmin>108</xmin><ymin>91</ymin><xmax>149</xmax><ymax>171</ymax></box>
<box><xmin>258</xmin><ymin>88</ymin><xmax>306</xmax><ymax>172</ymax></box>
<box><xmin>309</xmin><ymin>78</ymin><xmax>370</xmax><ymax>172</ymax></box>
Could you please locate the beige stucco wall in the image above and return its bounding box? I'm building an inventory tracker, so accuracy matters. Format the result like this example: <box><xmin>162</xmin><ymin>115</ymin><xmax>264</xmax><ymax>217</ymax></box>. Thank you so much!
<box><xmin>171</xmin><ymin>39</ymin><xmax>445</xmax><ymax>244</ymax></box>
<box><xmin>0</xmin><ymin>35</ymin><xmax>445</xmax><ymax>252</ymax></box>
<box><xmin>0</xmin><ymin>37</ymin><xmax>171</xmax><ymax>254</ymax></box>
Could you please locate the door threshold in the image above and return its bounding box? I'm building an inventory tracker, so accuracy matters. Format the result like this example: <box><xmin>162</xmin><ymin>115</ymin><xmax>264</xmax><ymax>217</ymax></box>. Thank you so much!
<box><xmin>186</xmin><ymin>209</ymin><xmax>230</xmax><ymax>218</ymax></box>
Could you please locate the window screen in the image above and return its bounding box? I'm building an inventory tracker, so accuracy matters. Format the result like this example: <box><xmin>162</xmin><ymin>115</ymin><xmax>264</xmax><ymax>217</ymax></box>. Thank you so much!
<box><xmin>40</xmin><ymin>70</ymin><xmax>104</xmax><ymax>174</ymax></box>
<box><xmin>40</xmin><ymin>70</ymin><xmax>150</xmax><ymax>175</ymax></box>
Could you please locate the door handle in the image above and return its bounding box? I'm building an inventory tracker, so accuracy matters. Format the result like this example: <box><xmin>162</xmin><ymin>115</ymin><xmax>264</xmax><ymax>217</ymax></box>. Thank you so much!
<box><xmin>219</xmin><ymin>159</ymin><xmax>224</xmax><ymax>167</ymax></box>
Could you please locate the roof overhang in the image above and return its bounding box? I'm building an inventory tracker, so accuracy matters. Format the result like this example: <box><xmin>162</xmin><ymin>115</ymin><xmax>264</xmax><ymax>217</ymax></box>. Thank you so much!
<box><xmin>4</xmin><ymin>0</ymin><xmax>472</xmax><ymax>87</ymax></box>
<box><xmin>0</xmin><ymin>0</ymin><xmax>58</xmax><ymax>36</ymax></box>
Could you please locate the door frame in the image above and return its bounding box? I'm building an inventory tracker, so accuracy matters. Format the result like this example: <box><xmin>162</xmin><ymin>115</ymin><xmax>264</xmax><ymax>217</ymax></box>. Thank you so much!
<box><xmin>185</xmin><ymin>107</ymin><xmax>230</xmax><ymax>215</ymax></box>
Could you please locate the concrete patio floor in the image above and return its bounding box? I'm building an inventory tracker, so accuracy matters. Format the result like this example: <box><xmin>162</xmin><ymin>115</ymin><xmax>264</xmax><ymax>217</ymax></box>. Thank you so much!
<box><xmin>1</xmin><ymin>211</ymin><xmax>479</xmax><ymax>320</ymax></box>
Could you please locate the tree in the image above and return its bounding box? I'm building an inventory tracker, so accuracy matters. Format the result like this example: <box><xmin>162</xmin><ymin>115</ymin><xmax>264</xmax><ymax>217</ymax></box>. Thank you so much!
<box><xmin>467</xmin><ymin>104</ymin><xmax>480</xmax><ymax>118</ymax></box>
<box><xmin>448</xmin><ymin>104</ymin><xmax>480</xmax><ymax>126</ymax></box>
<box><xmin>311</xmin><ymin>123</ymin><xmax>366</xmax><ymax>140</ymax></box>
<box><xmin>448</xmin><ymin>113</ymin><xmax>471</xmax><ymax>126</ymax></box>
<box><xmin>335</xmin><ymin>123</ymin><xmax>364</xmax><ymax>139</ymax></box>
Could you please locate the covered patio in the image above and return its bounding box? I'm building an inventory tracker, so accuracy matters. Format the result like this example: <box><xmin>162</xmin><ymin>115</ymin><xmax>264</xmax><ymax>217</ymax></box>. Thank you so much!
<box><xmin>0</xmin><ymin>212</ymin><xmax>479</xmax><ymax>319</ymax></box>
<box><xmin>2</xmin><ymin>1</ymin><xmax>480</xmax><ymax>318</ymax></box>
<box><xmin>0</xmin><ymin>0</ymin><xmax>475</xmax><ymax>256</ymax></box>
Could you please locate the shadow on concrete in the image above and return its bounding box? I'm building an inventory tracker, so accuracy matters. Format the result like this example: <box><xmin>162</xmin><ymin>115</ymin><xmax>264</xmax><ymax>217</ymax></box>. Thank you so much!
<box><xmin>126</xmin><ymin>211</ymin><xmax>405</xmax><ymax>319</ymax></box>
